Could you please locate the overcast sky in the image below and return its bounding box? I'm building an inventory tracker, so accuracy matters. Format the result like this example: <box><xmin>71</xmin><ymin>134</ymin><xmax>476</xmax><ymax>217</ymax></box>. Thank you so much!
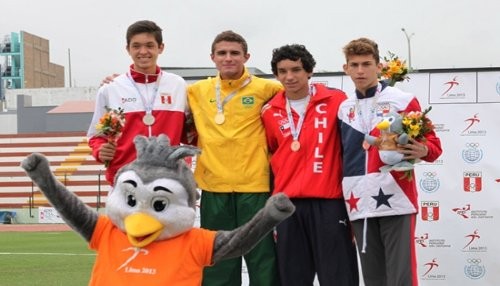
<box><xmin>1</xmin><ymin>0</ymin><xmax>498</xmax><ymax>87</ymax></box>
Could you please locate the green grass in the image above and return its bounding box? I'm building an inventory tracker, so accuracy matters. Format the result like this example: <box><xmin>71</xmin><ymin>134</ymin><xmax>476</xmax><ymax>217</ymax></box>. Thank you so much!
<box><xmin>0</xmin><ymin>231</ymin><xmax>95</xmax><ymax>286</ymax></box>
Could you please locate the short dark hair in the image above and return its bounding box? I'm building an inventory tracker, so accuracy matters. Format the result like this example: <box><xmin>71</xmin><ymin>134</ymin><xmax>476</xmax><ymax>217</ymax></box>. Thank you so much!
<box><xmin>343</xmin><ymin>37</ymin><xmax>380</xmax><ymax>64</ymax></box>
<box><xmin>211</xmin><ymin>30</ymin><xmax>248</xmax><ymax>54</ymax></box>
<box><xmin>126</xmin><ymin>20</ymin><xmax>163</xmax><ymax>47</ymax></box>
<box><xmin>270</xmin><ymin>44</ymin><xmax>316</xmax><ymax>75</ymax></box>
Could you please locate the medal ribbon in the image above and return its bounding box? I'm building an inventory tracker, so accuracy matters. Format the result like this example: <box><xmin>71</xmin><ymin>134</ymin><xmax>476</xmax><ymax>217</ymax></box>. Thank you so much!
<box><xmin>215</xmin><ymin>76</ymin><xmax>252</xmax><ymax>115</ymax></box>
<box><xmin>127</xmin><ymin>71</ymin><xmax>162</xmax><ymax>118</ymax></box>
<box><xmin>285</xmin><ymin>85</ymin><xmax>314</xmax><ymax>143</ymax></box>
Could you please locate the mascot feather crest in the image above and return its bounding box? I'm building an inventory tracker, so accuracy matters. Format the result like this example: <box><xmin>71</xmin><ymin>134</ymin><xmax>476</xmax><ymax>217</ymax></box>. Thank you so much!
<box><xmin>21</xmin><ymin>134</ymin><xmax>295</xmax><ymax>285</ymax></box>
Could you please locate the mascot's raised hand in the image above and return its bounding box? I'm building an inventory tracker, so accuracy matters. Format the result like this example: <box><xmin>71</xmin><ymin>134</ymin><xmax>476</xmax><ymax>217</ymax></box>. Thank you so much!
<box><xmin>21</xmin><ymin>134</ymin><xmax>295</xmax><ymax>286</ymax></box>
<box><xmin>364</xmin><ymin>111</ymin><xmax>414</xmax><ymax>172</ymax></box>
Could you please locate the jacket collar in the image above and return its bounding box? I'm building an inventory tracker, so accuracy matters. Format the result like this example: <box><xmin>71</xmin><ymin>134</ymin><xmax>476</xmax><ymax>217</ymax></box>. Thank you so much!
<box><xmin>215</xmin><ymin>68</ymin><xmax>252</xmax><ymax>90</ymax></box>
<box><xmin>355</xmin><ymin>80</ymin><xmax>388</xmax><ymax>99</ymax></box>
<box><xmin>129</xmin><ymin>64</ymin><xmax>161</xmax><ymax>83</ymax></box>
<box><xmin>269</xmin><ymin>83</ymin><xmax>331</xmax><ymax>108</ymax></box>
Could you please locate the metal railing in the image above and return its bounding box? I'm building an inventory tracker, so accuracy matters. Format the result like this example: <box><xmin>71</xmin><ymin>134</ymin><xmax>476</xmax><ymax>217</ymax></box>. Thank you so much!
<box><xmin>27</xmin><ymin>170</ymin><xmax>106</xmax><ymax>218</ymax></box>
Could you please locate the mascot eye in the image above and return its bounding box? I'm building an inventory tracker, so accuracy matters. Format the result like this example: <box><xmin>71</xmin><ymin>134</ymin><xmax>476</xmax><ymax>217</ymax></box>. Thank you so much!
<box><xmin>127</xmin><ymin>194</ymin><xmax>137</xmax><ymax>207</ymax></box>
<box><xmin>388</xmin><ymin>116</ymin><xmax>395</xmax><ymax>122</ymax></box>
<box><xmin>152</xmin><ymin>197</ymin><xmax>169</xmax><ymax>212</ymax></box>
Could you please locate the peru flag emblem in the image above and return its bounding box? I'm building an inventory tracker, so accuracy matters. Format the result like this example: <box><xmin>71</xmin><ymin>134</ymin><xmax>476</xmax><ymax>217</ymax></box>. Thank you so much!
<box><xmin>463</xmin><ymin>171</ymin><xmax>482</xmax><ymax>192</ymax></box>
<box><xmin>160</xmin><ymin>93</ymin><xmax>172</xmax><ymax>104</ymax></box>
<box><xmin>421</xmin><ymin>201</ymin><xmax>440</xmax><ymax>221</ymax></box>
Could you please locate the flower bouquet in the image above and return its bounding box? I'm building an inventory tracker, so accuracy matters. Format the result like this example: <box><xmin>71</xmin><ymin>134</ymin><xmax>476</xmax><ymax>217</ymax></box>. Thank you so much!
<box><xmin>401</xmin><ymin>106</ymin><xmax>434</xmax><ymax>141</ymax></box>
<box><xmin>400</xmin><ymin>106</ymin><xmax>434</xmax><ymax>180</ymax></box>
<box><xmin>381</xmin><ymin>51</ymin><xmax>409</xmax><ymax>87</ymax></box>
<box><xmin>95</xmin><ymin>106</ymin><xmax>126</xmax><ymax>167</ymax></box>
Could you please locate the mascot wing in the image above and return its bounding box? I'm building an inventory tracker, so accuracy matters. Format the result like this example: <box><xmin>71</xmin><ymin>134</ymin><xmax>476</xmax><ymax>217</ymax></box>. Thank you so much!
<box><xmin>21</xmin><ymin>153</ymin><xmax>98</xmax><ymax>241</ymax></box>
<box><xmin>212</xmin><ymin>193</ymin><xmax>295</xmax><ymax>263</ymax></box>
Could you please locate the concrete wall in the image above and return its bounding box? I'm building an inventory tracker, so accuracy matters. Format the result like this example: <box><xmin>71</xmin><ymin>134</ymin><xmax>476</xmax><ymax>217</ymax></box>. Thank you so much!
<box><xmin>0</xmin><ymin>86</ymin><xmax>97</xmax><ymax>134</ymax></box>
<box><xmin>0</xmin><ymin>111</ymin><xmax>18</xmax><ymax>134</ymax></box>
<box><xmin>4</xmin><ymin>86</ymin><xmax>98</xmax><ymax>110</ymax></box>
<box><xmin>16</xmin><ymin>94</ymin><xmax>54</xmax><ymax>133</ymax></box>
<box><xmin>16</xmin><ymin>94</ymin><xmax>93</xmax><ymax>133</ymax></box>
<box><xmin>46</xmin><ymin>112</ymin><xmax>93</xmax><ymax>132</ymax></box>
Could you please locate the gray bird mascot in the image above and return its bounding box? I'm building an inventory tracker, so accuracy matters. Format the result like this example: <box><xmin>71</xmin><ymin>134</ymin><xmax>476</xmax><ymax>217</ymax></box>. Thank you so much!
<box><xmin>364</xmin><ymin>111</ymin><xmax>414</xmax><ymax>172</ymax></box>
<box><xmin>21</xmin><ymin>134</ymin><xmax>295</xmax><ymax>285</ymax></box>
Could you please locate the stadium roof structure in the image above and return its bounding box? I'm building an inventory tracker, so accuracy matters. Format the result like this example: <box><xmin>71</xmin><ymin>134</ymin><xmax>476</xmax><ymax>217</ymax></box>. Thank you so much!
<box><xmin>161</xmin><ymin>67</ymin><xmax>268</xmax><ymax>80</ymax></box>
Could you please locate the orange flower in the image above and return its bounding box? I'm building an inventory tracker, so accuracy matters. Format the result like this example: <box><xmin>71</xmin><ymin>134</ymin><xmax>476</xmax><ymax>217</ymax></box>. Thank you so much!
<box><xmin>95</xmin><ymin>106</ymin><xmax>126</xmax><ymax>167</ymax></box>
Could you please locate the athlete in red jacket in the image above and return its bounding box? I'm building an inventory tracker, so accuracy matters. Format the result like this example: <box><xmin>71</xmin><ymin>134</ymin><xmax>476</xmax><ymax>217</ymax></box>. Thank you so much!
<box><xmin>261</xmin><ymin>44</ymin><xmax>359</xmax><ymax>286</ymax></box>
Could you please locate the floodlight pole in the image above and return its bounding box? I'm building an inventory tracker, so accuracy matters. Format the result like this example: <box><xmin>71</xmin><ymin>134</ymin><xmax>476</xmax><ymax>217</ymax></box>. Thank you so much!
<box><xmin>401</xmin><ymin>28</ymin><xmax>415</xmax><ymax>71</ymax></box>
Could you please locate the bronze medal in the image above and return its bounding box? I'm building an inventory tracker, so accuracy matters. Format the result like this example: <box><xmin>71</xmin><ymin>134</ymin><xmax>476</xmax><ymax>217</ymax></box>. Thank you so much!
<box><xmin>291</xmin><ymin>140</ymin><xmax>301</xmax><ymax>152</ymax></box>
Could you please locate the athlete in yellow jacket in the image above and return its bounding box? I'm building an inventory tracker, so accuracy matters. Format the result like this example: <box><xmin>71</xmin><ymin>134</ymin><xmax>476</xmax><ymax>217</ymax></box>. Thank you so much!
<box><xmin>187</xmin><ymin>30</ymin><xmax>282</xmax><ymax>286</ymax></box>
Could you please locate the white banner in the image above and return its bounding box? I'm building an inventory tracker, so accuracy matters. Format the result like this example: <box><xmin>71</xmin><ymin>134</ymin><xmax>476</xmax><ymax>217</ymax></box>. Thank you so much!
<box><xmin>38</xmin><ymin>206</ymin><xmax>64</xmax><ymax>224</ymax></box>
<box><xmin>310</xmin><ymin>70</ymin><xmax>500</xmax><ymax>285</ymax></box>
<box><xmin>396</xmin><ymin>71</ymin><xmax>499</xmax><ymax>285</ymax></box>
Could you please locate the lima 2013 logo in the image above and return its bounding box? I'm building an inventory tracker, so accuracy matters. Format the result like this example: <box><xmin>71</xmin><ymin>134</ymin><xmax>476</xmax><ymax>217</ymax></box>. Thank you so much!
<box><xmin>441</xmin><ymin>76</ymin><xmax>460</xmax><ymax>96</ymax></box>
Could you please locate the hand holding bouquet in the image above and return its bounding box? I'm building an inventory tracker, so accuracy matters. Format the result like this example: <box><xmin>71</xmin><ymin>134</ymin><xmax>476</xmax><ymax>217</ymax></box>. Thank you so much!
<box><xmin>95</xmin><ymin>106</ymin><xmax>125</xmax><ymax>167</ymax></box>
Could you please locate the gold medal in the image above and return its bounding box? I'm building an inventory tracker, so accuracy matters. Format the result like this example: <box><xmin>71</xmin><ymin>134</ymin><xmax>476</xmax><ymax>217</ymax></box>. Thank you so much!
<box><xmin>143</xmin><ymin>114</ymin><xmax>155</xmax><ymax>126</ymax></box>
<box><xmin>214</xmin><ymin>113</ymin><xmax>225</xmax><ymax>125</ymax></box>
<box><xmin>291</xmin><ymin>140</ymin><xmax>301</xmax><ymax>152</ymax></box>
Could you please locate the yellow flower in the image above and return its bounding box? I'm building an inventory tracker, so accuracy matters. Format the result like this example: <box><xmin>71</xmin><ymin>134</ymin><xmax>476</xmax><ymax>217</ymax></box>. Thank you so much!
<box><xmin>380</xmin><ymin>51</ymin><xmax>409</xmax><ymax>86</ymax></box>
<box><xmin>401</xmin><ymin>107</ymin><xmax>434</xmax><ymax>140</ymax></box>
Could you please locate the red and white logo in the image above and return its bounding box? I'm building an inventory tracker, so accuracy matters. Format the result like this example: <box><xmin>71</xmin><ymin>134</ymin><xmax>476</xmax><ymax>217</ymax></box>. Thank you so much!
<box><xmin>421</xmin><ymin>201</ymin><xmax>440</xmax><ymax>221</ymax></box>
<box><xmin>464</xmin><ymin>172</ymin><xmax>482</xmax><ymax>192</ymax></box>
<box><xmin>160</xmin><ymin>93</ymin><xmax>172</xmax><ymax>104</ymax></box>
<box><xmin>442</xmin><ymin>76</ymin><xmax>460</xmax><ymax>96</ymax></box>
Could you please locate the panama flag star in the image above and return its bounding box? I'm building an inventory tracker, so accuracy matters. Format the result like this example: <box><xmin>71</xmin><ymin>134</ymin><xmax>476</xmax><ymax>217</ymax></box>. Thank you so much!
<box><xmin>346</xmin><ymin>192</ymin><xmax>360</xmax><ymax>212</ymax></box>
<box><xmin>372</xmin><ymin>188</ymin><xmax>394</xmax><ymax>209</ymax></box>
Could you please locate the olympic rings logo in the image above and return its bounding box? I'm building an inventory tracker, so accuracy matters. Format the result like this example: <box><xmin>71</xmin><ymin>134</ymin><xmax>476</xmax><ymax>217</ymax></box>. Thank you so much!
<box><xmin>423</xmin><ymin>172</ymin><xmax>437</xmax><ymax>178</ymax></box>
<box><xmin>465</xmin><ymin>143</ymin><xmax>480</xmax><ymax>148</ymax></box>
<box><xmin>467</xmin><ymin>258</ymin><xmax>481</xmax><ymax>264</ymax></box>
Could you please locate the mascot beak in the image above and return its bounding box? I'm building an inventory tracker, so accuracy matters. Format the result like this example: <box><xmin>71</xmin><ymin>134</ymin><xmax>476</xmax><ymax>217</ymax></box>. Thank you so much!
<box><xmin>376</xmin><ymin>120</ymin><xmax>390</xmax><ymax>131</ymax></box>
<box><xmin>124</xmin><ymin>213</ymin><xmax>164</xmax><ymax>248</ymax></box>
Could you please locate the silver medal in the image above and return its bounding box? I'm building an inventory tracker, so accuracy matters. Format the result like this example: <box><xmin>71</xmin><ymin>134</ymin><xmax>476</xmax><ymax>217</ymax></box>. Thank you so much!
<box><xmin>143</xmin><ymin>114</ymin><xmax>155</xmax><ymax>126</ymax></box>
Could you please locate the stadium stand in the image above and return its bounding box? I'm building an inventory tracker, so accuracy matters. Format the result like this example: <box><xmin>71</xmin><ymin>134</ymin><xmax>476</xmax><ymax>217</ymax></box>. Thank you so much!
<box><xmin>0</xmin><ymin>132</ymin><xmax>109</xmax><ymax>212</ymax></box>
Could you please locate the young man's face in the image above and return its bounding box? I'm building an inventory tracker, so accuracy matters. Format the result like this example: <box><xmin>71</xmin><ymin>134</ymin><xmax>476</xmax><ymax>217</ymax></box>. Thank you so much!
<box><xmin>211</xmin><ymin>41</ymin><xmax>249</xmax><ymax>80</ymax></box>
<box><xmin>275</xmin><ymin>59</ymin><xmax>312</xmax><ymax>99</ymax></box>
<box><xmin>343</xmin><ymin>54</ymin><xmax>382</xmax><ymax>95</ymax></box>
<box><xmin>127</xmin><ymin>33</ymin><xmax>164</xmax><ymax>74</ymax></box>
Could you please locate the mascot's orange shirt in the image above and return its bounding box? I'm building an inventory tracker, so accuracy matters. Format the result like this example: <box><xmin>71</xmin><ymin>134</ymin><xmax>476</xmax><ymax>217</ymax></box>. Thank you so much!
<box><xmin>88</xmin><ymin>216</ymin><xmax>216</xmax><ymax>286</ymax></box>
